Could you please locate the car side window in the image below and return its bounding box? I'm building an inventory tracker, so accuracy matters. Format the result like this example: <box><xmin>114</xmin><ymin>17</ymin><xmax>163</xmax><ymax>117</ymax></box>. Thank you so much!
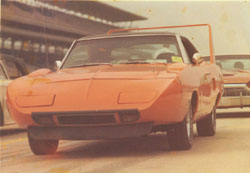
<box><xmin>3</xmin><ymin>60</ymin><xmax>22</xmax><ymax>80</ymax></box>
<box><xmin>181</xmin><ymin>37</ymin><xmax>198</xmax><ymax>63</ymax></box>
<box><xmin>0</xmin><ymin>64</ymin><xmax>7</xmax><ymax>80</ymax></box>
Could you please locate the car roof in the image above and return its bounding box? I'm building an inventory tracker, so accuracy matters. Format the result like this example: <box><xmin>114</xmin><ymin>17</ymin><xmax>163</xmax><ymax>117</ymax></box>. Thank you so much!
<box><xmin>77</xmin><ymin>31</ymin><xmax>179</xmax><ymax>41</ymax></box>
<box><xmin>0</xmin><ymin>53</ymin><xmax>24</xmax><ymax>62</ymax></box>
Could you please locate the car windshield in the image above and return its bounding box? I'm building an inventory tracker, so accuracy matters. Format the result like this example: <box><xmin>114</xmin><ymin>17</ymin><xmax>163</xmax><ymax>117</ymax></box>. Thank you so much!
<box><xmin>62</xmin><ymin>35</ymin><xmax>182</xmax><ymax>68</ymax></box>
<box><xmin>212</xmin><ymin>55</ymin><xmax>250</xmax><ymax>71</ymax></box>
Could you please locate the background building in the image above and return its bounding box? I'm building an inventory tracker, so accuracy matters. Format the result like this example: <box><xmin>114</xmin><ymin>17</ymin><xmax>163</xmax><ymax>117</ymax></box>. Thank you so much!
<box><xmin>0</xmin><ymin>0</ymin><xmax>146</xmax><ymax>70</ymax></box>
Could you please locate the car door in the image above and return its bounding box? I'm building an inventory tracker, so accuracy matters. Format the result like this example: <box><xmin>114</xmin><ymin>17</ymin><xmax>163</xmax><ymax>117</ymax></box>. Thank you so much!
<box><xmin>198</xmin><ymin>61</ymin><xmax>214</xmax><ymax>114</ymax></box>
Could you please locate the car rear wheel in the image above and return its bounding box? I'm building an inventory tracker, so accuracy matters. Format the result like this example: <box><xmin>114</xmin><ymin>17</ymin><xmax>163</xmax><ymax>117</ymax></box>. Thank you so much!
<box><xmin>196</xmin><ymin>106</ymin><xmax>216</xmax><ymax>136</ymax></box>
<box><xmin>167</xmin><ymin>104</ymin><xmax>193</xmax><ymax>150</ymax></box>
<box><xmin>28</xmin><ymin>132</ymin><xmax>59</xmax><ymax>155</ymax></box>
<box><xmin>0</xmin><ymin>103</ymin><xmax>4</xmax><ymax>126</ymax></box>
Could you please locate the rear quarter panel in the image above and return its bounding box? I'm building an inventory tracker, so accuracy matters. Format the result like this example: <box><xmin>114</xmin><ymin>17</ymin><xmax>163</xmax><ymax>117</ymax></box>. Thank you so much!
<box><xmin>178</xmin><ymin>63</ymin><xmax>223</xmax><ymax>121</ymax></box>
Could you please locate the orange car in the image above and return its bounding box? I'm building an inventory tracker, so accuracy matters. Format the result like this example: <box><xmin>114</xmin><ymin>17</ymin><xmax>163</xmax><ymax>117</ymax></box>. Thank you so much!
<box><xmin>7</xmin><ymin>25</ymin><xmax>223</xmax><ymax>155</ymax></box>
<box><xmin>210</xmin><ymin>55</ymin><xmax>250</xmax><ymax>108</ymax></box>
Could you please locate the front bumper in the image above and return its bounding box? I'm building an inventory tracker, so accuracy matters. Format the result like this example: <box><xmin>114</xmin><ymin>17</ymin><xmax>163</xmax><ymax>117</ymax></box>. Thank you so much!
<box><xmin>218</xmin><ymin>84</ymin><xmax>250</xmax><ymax>108</ymax></box>
<box><xmin>28</xmin><ymin>122</ymin><xmax>153</xmax><ymax>140</ymax></box>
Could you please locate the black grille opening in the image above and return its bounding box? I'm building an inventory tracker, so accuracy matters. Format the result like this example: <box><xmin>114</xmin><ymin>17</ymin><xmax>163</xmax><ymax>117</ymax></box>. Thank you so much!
<box><xmin>32</xmin><ymin>114</ymin><xmax>55</xmax><ymax>125</ymax></box>
<box><xmin>57</xmin><ymin>114</ymin><xmax>116</xmax><ymax>125</ymax></box>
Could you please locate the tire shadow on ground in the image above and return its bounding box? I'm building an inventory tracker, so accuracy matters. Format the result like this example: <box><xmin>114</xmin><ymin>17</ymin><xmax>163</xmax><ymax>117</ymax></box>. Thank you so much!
<box><xmin>217</xmin><ymin>112</ymin><xmax>250</xmax><ymax>118</ymax></box>
<box><xmin>0</xmin><ymin>129</ymin><xmax>26</xmax><ymax>137</ymax></box>
<box><xmin>56</xmin><ymin>133</ymin><xmax>172</xmax><ymax>158</ymax></box>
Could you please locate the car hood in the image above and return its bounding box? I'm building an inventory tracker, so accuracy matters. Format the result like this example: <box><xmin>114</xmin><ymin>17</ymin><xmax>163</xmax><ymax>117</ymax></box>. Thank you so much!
<box><xmin>222</xmin><ymin>69</ymin><xmax>250</xmax><ymax>84</ymax></box>
<box><xmin>46</xmin><ymin>65</ymin><xmax>172</xmax><ymax>82</ymax></box>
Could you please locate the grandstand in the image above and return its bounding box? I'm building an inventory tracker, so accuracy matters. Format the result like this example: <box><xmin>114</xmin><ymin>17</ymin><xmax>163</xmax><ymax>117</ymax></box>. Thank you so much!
<box><xmin>0</xmin><ymin>0</ymin><xmax>146</xmax><ymax>70</ymax></box>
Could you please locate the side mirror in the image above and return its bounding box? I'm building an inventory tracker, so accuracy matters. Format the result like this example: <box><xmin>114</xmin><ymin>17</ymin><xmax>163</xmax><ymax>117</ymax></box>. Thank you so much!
<box><xmin>192</xmin><ymin>53</ymin><xmax>204</xmax><ymax>64</ymax></box>
<box><xmin>54</xmin><ymin>60</ymin><xmax>62</xmax><ymax>70</ymax></box>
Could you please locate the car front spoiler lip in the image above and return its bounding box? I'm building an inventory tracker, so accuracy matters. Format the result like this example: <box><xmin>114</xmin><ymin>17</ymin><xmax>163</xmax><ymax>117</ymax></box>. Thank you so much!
<box><xmin>28</xmin><ymin>122</ymin><xmax>153</xmax><ymax>140</ymax></box>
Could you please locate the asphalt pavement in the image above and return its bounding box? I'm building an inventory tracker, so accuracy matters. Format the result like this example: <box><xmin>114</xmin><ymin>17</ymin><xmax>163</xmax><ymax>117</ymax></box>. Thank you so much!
<box><xmin>1</xmin><ymin>111</ymin><xmax>250</xmax><ymax>173</ymax></box>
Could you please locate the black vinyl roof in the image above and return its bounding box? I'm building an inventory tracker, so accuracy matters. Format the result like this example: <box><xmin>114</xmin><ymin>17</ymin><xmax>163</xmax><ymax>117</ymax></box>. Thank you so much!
<box><xmin>0</xmin><ymin>53</ymin><xmax>24</xmax><ymax>62</ymax></box>
<box><xmin>0</xmin><ymin>54</ymin><xmax>29</xmax><ymax>75</ymax></box>
<box><xmin>77</xmin><ymin>31</ymin><xmax>178</xmax><ymax>41</ymax></box>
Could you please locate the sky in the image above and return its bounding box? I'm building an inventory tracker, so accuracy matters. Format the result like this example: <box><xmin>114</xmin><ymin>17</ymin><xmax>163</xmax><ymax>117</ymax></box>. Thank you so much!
<box><xmin>105</xmin><ymin>1</ymin><xmax>250</xmax><ymax>56</ymax></box>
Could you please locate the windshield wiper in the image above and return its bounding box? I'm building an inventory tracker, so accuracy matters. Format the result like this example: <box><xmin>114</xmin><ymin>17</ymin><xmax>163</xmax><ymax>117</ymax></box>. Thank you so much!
<box><xmin>119</xmin><ymin>61</ymin><xmax>150</xmax><ymax>64</ymax></box>
<box><xmin>69</xmin><ymin>63</ymin><xmax>112</xmax><ymax>68</ymax></box>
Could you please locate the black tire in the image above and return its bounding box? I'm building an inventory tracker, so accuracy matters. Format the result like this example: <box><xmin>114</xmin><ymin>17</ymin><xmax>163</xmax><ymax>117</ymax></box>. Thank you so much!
<box><xmin>28</xmin><ymin>132</ymin><xmax>59</xmax><ymax>155</ymax></box>
<box><xmin>167</xmin><ymin>104</ymin><xmax>193</xmax><ymax>150</ymax></box>
<box><xmin>196</xmin><ymin>106</ymin><xmax>216</xmax><ymax>136</ymax></box>
<box><xmin>0</xmin><ymin>103</ymin><xmax>4</xmax><ymax>126</ymax></box>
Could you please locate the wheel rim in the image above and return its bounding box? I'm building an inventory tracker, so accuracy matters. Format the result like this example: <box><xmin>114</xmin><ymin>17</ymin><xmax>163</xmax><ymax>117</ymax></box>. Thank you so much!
<box><xmin>186</xmin><ymin>106</ymin><xmax>192</xmax><ymax>139</ymax></box>
<box><xmin>211</xmin><ymin>108</ymin><xmax>216</xmax><ymax>130</ymax></box>
<box><xmin>0</xmin><ymin>104</ymin><xmax>4</xmax><ymax>126</ymax></box>
<box><xmin>186</xmin><ymin>116</ymin><xmax>190</xmax><ymax>138</ymax></box>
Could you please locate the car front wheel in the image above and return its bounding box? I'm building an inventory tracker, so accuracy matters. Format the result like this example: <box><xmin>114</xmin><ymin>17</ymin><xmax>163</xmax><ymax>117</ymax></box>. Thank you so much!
<box><xmin>28</xmin><ymin>132</ymin><xmax>59</xmax><ymax>155</ymax></box>
<box><xmin>196</xmin><ymin>106</ymin><xmax>216</xmax><ymax>136</ymax></box>
<box><xmin>167</xmin><ymin>104</ymin><xmax>193</xmax><ymax>150</ymax></box>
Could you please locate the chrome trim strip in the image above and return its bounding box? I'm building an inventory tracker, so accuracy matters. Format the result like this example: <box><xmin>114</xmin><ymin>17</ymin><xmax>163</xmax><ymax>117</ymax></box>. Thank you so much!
<box><xmin>224</xmin><ymin>84</ymin><xmax>247</xmax><ymax>88</ymax></box>
<box><xmin>59</xmin><ymin>40</ymin><xmax>77</xmax><ymax>70</ymax></box>
<box><xmin>223</xmin><ymin>83</ymin><xmax>250</xmax><ymax>91</ymax></box>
